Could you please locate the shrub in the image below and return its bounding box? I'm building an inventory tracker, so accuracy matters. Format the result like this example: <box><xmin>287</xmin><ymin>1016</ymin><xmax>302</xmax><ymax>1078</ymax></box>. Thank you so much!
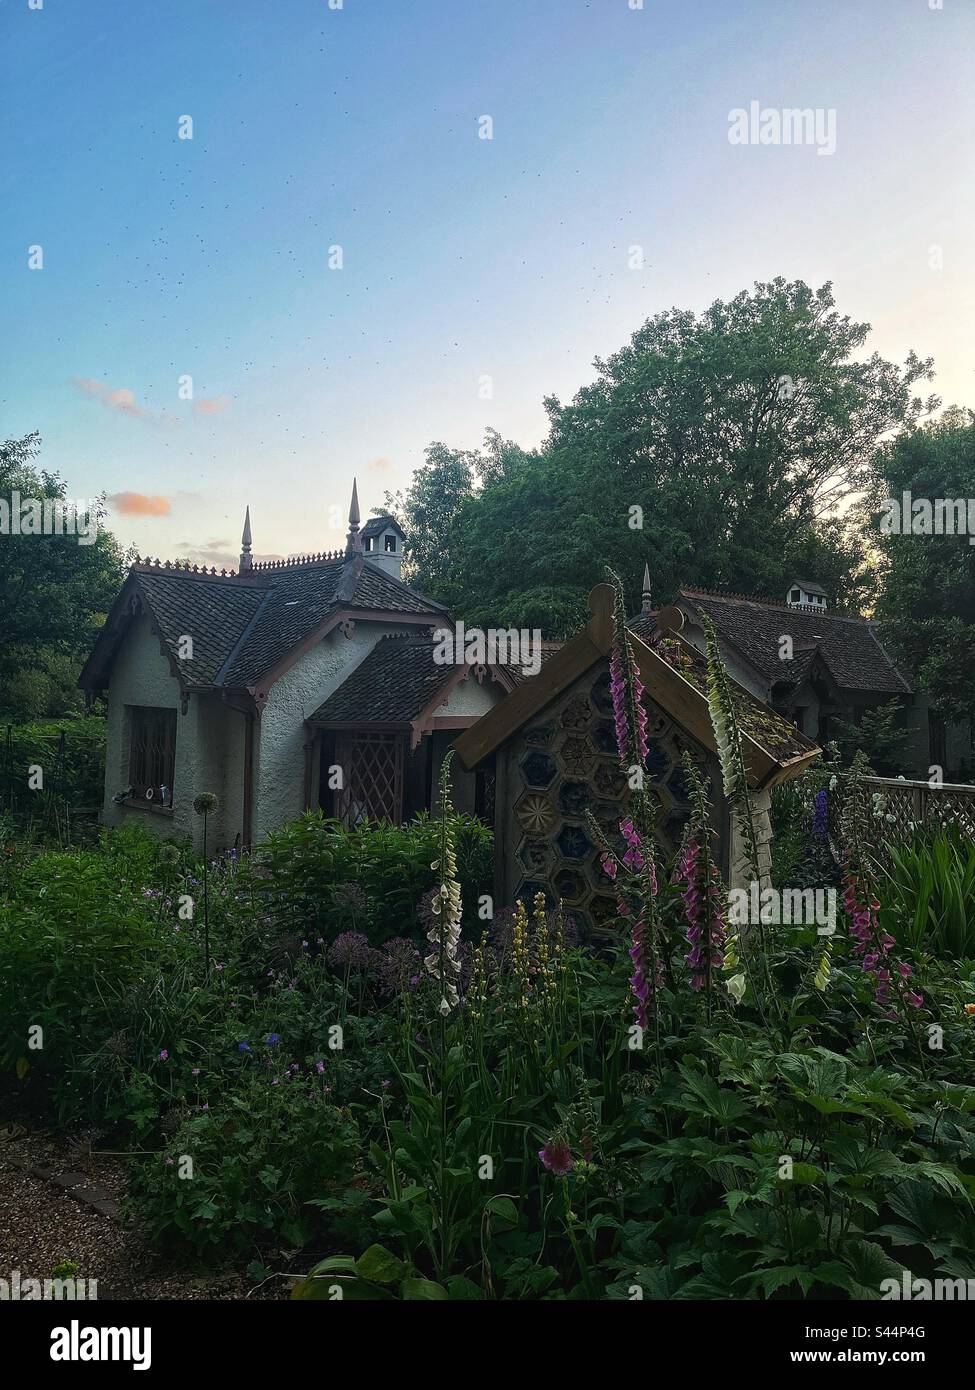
<box><xmin>258</xmin><ymin>811</ymin><xmax>493</xmax><ymax>945</ymax></box>
<box><xmin>877</xmin><ymin>825</ymin><xmax>975</xmax><ymax>959</ymax></box>
<box><xmin>130</xmin><ymin>1071</ymin><xmax>362</xmax><ymax>1257</ymax></box>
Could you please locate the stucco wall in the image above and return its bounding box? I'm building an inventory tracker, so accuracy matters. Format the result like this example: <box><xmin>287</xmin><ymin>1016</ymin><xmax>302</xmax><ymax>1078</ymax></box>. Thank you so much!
<box><xmin>436</xmin><ymin>671</ymin><xmax>504</xmax><ymax>717</ymax></box>
<box><xmin>101</xmin><ymin>612</ymin><xmax>188</xmax><ymax>844</ymax></box>
<box><xmin>251</xmin><ymin>620</ymin><xmax>421</xmax><ymax>843</ymax></box>
<box><xmin>101</xmin><ymin>612</ymin><xmax>247</xmax><ymax>852</ymax></box>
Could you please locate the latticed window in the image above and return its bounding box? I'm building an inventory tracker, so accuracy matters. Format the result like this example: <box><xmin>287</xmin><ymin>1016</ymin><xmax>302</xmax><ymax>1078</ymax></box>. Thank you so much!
<box><xmin>335</xmin><ymin>732</ymin><xmax>404</xmax><ymax>826</ymax></box>
<box><xmin>129</xmin><ymin>707</ymin><xmax>177</xmax><ymax>802</ymax></box>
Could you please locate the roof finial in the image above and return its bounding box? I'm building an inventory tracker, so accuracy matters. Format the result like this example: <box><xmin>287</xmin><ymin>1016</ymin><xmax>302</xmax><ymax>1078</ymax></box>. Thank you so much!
<box><xmin>346</xmin><ymin>478</ymin><xmax>362</xmax><ymax>556</ymax></box>
<box><xmin>641</xmin><ymin>562</ymin><xmax>652</xmax><ymax>614</ymax></box>
<box><xmin>239</xmin><ymin>506</ymin><xmax>253</xmax><ymax>573</ymax></box>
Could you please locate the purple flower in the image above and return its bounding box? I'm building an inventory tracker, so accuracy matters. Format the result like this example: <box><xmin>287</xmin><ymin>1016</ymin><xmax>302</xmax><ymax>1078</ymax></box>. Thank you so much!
<box><xmin>538</xmin><ymin>1136</ymin><xmax>574</xmax><ymax>1177</ymax></box>
<box><xmin>377</xmin><ymin>937</ymin><xmax>422</xmax><ymax>996</ymax></box>
<box><xmin>158</xmin><ymin>1049</ymin><xmax>169</xmax><ymax>1061</ymax></box>
<box><xmin>266</xmin><ymin>1033</ymin><xmax>281</xmax><ymax>1045</ymax></box>
<box><xmin>238</xmin><ymin>1041</ymin><xmax>252</xmax><ymax>1052</ymax></box>
<box><xmin>327</xmin><ymin>932</ymin><xmax>372</xmax><ymax>971</ymax></box>
<box><xmin>813</xmin><ymin>789</ymin><xmax>828</xmax><ymax>839</ymax></box>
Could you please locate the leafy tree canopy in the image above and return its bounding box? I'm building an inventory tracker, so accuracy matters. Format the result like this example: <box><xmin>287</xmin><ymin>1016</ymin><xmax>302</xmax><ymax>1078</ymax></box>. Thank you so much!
<box><xmin>393</xmin><ymin>280</ymin><xmax>936</xmax><ymax>635</ymax></box>
<box><xmin>870</xmin><ymin>409</ymin><xmax>975</xmax><ymax>724</ymax></box>
<box><xmin>0</xmin><ymin>433</ymin><xmax>125</xmax><ymax>720</ymax></box>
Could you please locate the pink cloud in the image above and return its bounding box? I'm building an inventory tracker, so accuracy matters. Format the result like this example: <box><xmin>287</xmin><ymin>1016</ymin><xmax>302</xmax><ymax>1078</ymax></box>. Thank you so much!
<box><xmin>194</xmin><ymin>395</ymin><xmax>232</xmax><ymax>415</ymax></box>
<box><xmin>73</xmin><ymin>377</ymin><xmax>151</xmax><ymax>419</ymax></box>
<box><xmin>108</xmin><ymin>492</ymin><xmax>172</xmax><ymax>517</ymax></box>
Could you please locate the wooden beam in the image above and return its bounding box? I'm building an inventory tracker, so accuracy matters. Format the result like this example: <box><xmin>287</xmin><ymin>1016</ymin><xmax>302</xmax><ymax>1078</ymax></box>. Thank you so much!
<box><xmin>453</xmin><ymin>628</ymin><xmax>602</xmax><ymax>769</ymax></box>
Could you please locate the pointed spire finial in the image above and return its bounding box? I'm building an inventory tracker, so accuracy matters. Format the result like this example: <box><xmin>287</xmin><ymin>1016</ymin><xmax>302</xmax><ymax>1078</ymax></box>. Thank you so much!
<box><xmin>346</xmin><ymin>477</ymin><xmax>362</xmax><ymax>556</ymax></box>
<box><xmin>239</xmin><ymin>505</ymin><xmax>253</xmax><ymax>572</ymax></box>
<box><xmin>641</xmin><ymin>562</ymin><xmax>652</xmax><ymax>614</ymax></box>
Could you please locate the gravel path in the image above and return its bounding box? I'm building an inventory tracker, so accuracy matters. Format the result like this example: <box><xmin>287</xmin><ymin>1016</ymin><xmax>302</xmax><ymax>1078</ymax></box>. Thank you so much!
<box><xmin>0</xmin><ymin>1128</ymin><xmax>287</xmax><ymax>1300</ymax></box>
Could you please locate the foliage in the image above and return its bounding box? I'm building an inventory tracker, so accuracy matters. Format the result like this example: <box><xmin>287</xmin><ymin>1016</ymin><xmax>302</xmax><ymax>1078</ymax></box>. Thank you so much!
<box><xmin>393</xmin><ymin>280</ymin><xmax>935</xmax><ymax>633</ymax></box>
<box><xmin>2</xmin><ymin>620</ymin><xmax>974</xmax><ymax>1293</ymax></box>
<box><xmin>0</xmin><ymin>716</ymin><xmax>106</xmax><ymax>823</ymax></box>
<box><xmin>833</xmin><ymin>700</ymin><xmax>909</xmax><ymax>778</ymax></box>
<box><xmin>870</xmin><ymin>409</ymin><xmax>975</xmax><ymax>724</ymax></box>
<box><xmin>876</xmin><ymin>826</ymin><xmax>975</xmax><ymax>960</ymax></box>
<box><xmin>0</xmin><ymin>433</ymin><xmax>125</xmax><ymax>719</ymax></box>
<box><xmin>131</xmin><ymin>1073</ymin><xmax>361</xmax><ymax>1258</ymax></box>
<box><xmin>258</xmin><ymin>810</ymin><xmax>493</xmax><ymax>944</ymax></box>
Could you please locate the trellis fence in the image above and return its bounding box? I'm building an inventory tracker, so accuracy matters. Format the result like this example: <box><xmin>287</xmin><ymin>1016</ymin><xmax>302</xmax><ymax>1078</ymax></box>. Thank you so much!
<box><xmin>846</xmin><ymin>776</ymin><xmax>975</xmax><ymax>857</ymax></box>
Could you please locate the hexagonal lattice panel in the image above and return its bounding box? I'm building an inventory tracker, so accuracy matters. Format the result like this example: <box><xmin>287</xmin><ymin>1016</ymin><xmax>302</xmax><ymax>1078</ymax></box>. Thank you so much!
<box><xmin>560</xmin><ymin>696</ymin><xmax>593</xmax><ymax>731</ymax></box>
<box><xmin>518</xmin><ymin>880</ymin><xmax>554</xmax><ymax>913</ymax></box>
<box><xmin>553</xmin><ymin>868</ymin><xmax>586</xmax><ymax>904</ymax></box>
<box><xmin>645</xmin><ymin>743</ymin><xmax>670</xmax><ymax>782</ymax></box>
<box><xmin>590</xmin><ymin>894</ymin><xmax>621</xmax><ymax>933</ymax></box>
<box><xmin>525</xmin><ymin>723</ymin><xmax>555</xmax><ymax>747</ymax></box>
<box><xmin>560</xmin><ymin>735</ymin><xmax>596</xmax><ymax>779</ymax></box>
<box><xmin>666</xmin><ymin>764</ymin><xmax>692</xmax><ymax>803</ymax></box>
<box><xmin>555</xmin><ymin>823</ymin><xmax>594</xmax><ymax>862</ymax></box>
<box><xmin>516</xmin><ymin>792</ymin><xmax>555</xmax><ymax>839</ymax></box>
<box><xmin>648</xmin><ymin>709</ymin><xmax>672</xmax><ymax>739</ymax></box>
<box><xmin>558</xmin><ymin>780</ymin><xmax>593</xmax><ymax>817</ymax></box>
<box><xmin>593</xmin><ymin>761</ymin><xmax>626</xmax><ymax>799</ymax></box>
<box><xmin>519</xmin><ymin>840</ymin><xmax>552</xmax><ymax>875</ymax></box>
<box><xmin>592</xmin><ymin>720</ymin><xmax>617</xmax><ymax>755</ymax></box>
<box><xmin>520</xmin><ymin>749</ymin><xmax>558</xmax><ymax>789</ymax></box>
<box><xmin>590</xmin><ymin>671</ymin><xmax>614</xmax><ymax>716</ymax></box>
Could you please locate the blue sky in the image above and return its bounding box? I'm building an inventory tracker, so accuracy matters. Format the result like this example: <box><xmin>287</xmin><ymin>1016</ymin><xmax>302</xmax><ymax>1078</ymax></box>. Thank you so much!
<box><xmin>2</xmin><ymin>0</ymin><xmax>972</xmax><ymax>567</ymax></box>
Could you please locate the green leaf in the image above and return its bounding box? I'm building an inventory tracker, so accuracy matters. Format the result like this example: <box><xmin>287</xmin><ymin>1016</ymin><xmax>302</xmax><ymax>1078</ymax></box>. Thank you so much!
<box><xmin>355</xmin><ymin>1244</ymin><xmax>407</xmax><ymax>1285</ymax></box>
<box><xmin>401</xmin><ymin>1277</ymin><xmax>449</xmax><ymax>1300</ymax></box>
<box><xmin>484</xmin><ymin>1195</ymin><xmax>519</xmax><ymax>1227</ymax></box>
<box><xmin>292</xmin><ymin>1274</ymin><xmax>395</xmax><ymax>1301</ymax></box>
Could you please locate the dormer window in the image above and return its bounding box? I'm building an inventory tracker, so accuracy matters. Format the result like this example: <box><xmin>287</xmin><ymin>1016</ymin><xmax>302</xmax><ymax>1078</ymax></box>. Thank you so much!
<box><xmin>790</xmin><ymin>588</ymin><xmax>801</xmax><ymax>603</ymax></box>
<box><xmin>384</xmin><ymin>534</ymin><xmax>396</xmax><ymax>553</ymax></box>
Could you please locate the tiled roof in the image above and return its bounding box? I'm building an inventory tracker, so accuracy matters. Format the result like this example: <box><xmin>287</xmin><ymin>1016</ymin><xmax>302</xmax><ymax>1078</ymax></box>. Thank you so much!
<box><xmin>625</xmin><ymin>616</ymin><xmax>815</xmax><ymax>763</ymax></box>
<box><xmin>309</xmin><ymin>635</ymin><xmax>457</xmax><ymax>723</ymax></box>
<box><xmin>361</xmin><ymin>515</ymin><xmax>404</xmax><ymax>540</ymax></box>
<box><xmin>677</xmin><ymin>588</ymin><xmax>912</xmax><ymax>696</ymax></box>
<box><xmin>134</xmin><ymin>571</ymin><xmax>267</xmax><ymax>685</ymax></box>
<box><xmin>88</xmin><ymin>554</ymin><xmax>448</xmax><ymax>692</ymax></box>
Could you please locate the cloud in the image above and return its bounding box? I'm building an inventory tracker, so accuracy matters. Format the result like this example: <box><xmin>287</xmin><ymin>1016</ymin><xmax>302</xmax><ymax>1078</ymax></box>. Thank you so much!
<box><xmin>194</xmin><ymin>395</ymin><xmax>232</xmax><ymax>416</ymax></box>
<box><xmin>108</xmin><ymin>492</ymin><xmax>172</xmax><ymax>517</ymax></box>
<box><xmin>73</xmin><ymin>377</ymin><xmax>151</xmax><ymax>419</ymax></box>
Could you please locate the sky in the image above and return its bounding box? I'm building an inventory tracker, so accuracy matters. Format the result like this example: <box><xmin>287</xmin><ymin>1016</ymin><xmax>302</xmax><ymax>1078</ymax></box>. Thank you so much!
<box><xmin>2</xmin><ymin>0</ymin><xmax>973</xmax><ymax>569</ymax></box>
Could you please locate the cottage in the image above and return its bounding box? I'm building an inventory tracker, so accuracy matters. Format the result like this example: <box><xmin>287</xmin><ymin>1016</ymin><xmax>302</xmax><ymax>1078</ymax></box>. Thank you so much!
<box><xmin>669</xmin><ymin>584</ymin><xmax>972</xmax><ymax>778</ymax></box>
<box><xmin>79</xmin><ymin>484</ymin><xmax>516</xmax><ymax>852</ymax></box>
<box><xmin>454</xmin><ymin>581</ymin><xmax>820</xmax><ymax>940</ymax></box>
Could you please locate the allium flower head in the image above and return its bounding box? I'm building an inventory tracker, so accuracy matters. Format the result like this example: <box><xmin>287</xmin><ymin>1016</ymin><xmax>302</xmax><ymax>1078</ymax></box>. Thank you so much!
<box><xmin>327</xmin><ymin>932</ymin><xmax>372</xmax><ymax>971</ymax></box>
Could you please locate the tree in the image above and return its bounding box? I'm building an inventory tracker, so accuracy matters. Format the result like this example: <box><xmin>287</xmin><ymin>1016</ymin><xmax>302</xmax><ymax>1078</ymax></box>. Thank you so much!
<box><xmin>397</xmin><ymin>280</ymin><xmax>935</xmax><ymax>632</ymax></box>
<box><xmin>833</xmin><ymin>700</ymin><xmax>909</xmax><ymax>778</ymax></box>
<box><xmin>0</xmin><ymin>433</ymin><xmax>125</xmax><ymax>719</ymax></box>
<box><xmin>382</xmin><ymin>441</ymin><xmax>478</xmax><ymax>594</ymax></box>
<box><xmin>870</xmin><ymin>409</ymin><xmax>975</xmax><ymax>724</ymax></box>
